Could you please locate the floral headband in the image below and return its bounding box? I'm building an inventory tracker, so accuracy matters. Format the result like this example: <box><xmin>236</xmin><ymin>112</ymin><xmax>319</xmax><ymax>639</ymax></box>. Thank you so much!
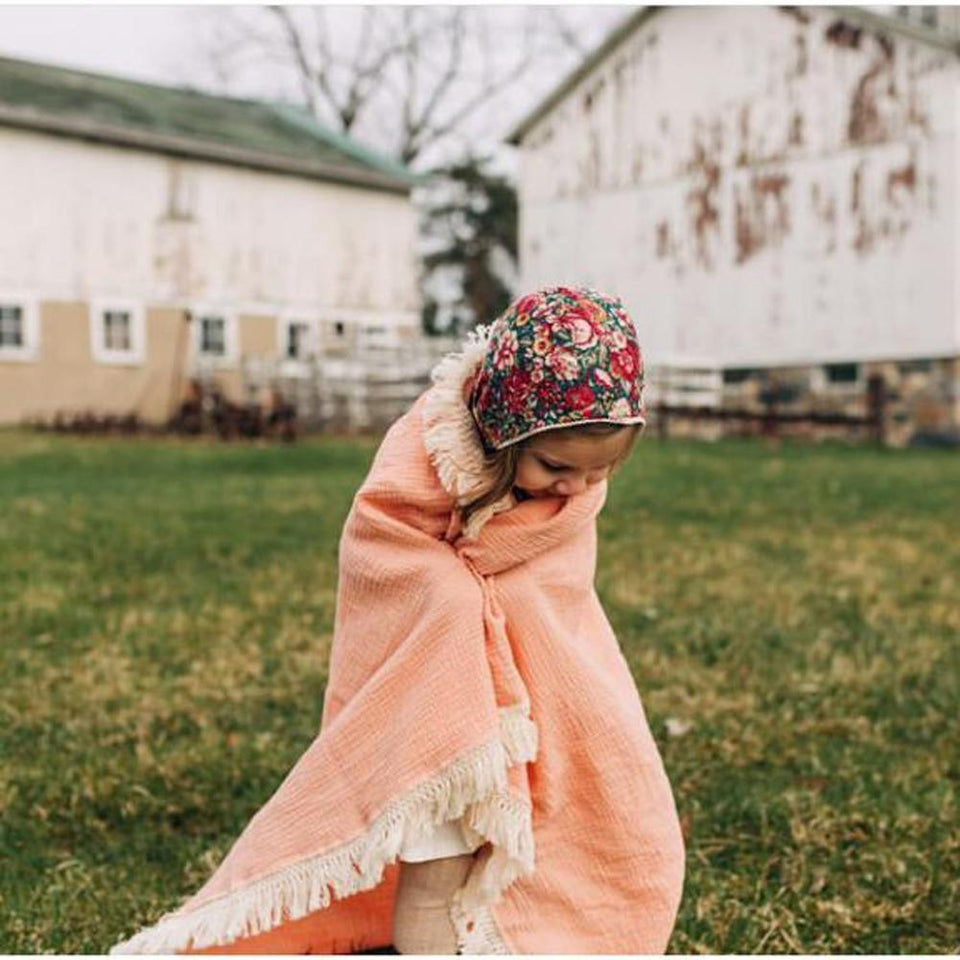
<box><xmin>467</xmin><ymin>285</ymin><xmax>646</xmax><ymax>451</ymax></box>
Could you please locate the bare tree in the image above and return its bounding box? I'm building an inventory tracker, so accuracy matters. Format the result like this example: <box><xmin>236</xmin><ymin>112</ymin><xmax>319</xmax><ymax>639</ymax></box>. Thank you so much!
<box><xmin>195</xmin><ymin>5</ymin><xmax>625</xmax><ymax>168</ymax></box>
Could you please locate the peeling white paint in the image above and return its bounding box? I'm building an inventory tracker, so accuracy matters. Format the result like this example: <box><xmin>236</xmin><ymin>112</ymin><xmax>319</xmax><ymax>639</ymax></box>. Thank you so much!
<box><xmin>516</xmin><ymin>6</ymin><xmax>960</xmax><ymax>368</ymax></box>
<box><xmin>0</xmin><ymin>127</ymin><xmax>420</xmax><ymax>321</ymax></box>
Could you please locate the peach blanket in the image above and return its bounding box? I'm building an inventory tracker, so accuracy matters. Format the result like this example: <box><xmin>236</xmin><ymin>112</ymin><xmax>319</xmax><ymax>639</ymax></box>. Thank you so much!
<box><xmin>111</xmin><ymin>393</ymin><xmax>685</xmax><ymax>955</ymax></box>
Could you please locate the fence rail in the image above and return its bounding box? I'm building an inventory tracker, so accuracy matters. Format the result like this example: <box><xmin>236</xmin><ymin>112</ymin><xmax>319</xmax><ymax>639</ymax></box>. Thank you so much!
<box><xmin>242</xmin><ymin>338</ymin><xmax>460</xmax><ymax>432</ymax></box>
<box><xmin>650</xmin><ymin>373</ymin><xmax>888</xmax><ymax>444</ymax></box>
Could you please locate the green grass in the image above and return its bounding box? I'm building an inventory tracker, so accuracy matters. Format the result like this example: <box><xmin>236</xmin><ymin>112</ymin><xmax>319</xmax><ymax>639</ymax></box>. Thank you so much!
<box><xmin>1</xmin><ymin>429</ymin><xmax>957</xmax><ymax>953</ymax></box>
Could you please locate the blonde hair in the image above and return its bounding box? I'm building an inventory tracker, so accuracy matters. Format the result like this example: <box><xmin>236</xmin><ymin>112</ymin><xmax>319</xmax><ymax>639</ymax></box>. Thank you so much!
<box><xmin>460</xmin><ymin>421</ymin><xmax>642</xmax><ymax>530</ymax></box>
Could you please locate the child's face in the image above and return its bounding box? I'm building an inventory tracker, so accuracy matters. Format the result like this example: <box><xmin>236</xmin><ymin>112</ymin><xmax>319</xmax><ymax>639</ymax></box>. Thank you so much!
<box><xmin>513</xmin><ymin>428</ymin><xmax>635</xmax><ymax>499</ymax></box>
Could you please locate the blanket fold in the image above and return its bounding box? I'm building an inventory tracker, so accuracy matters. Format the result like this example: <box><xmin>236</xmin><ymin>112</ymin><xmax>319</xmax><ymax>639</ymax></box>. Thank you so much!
<box><xmin>110</xmin><ymin>342</ymin><xmax>685</xmax><ymax>956</ymax></box>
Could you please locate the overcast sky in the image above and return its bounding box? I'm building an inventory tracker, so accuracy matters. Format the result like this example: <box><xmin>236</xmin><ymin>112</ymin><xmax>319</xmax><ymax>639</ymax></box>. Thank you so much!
<box><xmin>0</xmin><ymin>4</ymin><xmax>630</xmax><ymax>168</ymax></box>
<box><xmin>0</xmin><ymin>6</ymin><xmax>209</xmax><ymax>85</ymax></box>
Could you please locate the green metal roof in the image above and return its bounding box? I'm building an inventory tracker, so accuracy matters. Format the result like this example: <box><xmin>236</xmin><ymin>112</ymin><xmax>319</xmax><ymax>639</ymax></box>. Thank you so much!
<box><xmin>0</xmin><ymin>54</ymin><xmax>424</xmax><ymax>193</ymax></box>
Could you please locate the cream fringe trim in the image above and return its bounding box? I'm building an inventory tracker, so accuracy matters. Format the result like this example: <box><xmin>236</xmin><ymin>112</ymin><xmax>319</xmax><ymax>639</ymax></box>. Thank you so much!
<box><xmin>110</xmin><ymin>705</ymin><xmax>538</xmax><ymax>956</ymax></box>
<box><xmin>422</xmin><ymin>323</ymin><xmax>493</xmax><ymax>504</ymax></box>
<box><xmin>421</xmin><ymin>324</ymin><xmax>516</xmax><ymax>540</ymax></box>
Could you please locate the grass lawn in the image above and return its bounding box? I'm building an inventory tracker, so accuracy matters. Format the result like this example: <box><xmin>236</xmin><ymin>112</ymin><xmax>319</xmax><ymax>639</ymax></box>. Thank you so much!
<box><xmin>1</xmin><ymin>428</ymin><xmax>957</xmax><ymax>953</ymax></box>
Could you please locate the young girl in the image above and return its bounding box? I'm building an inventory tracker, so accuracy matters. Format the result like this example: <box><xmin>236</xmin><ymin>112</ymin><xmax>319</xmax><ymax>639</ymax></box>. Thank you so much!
<box><xmin>111</xmin><ymin>286</ymin><xmax>686</xmax><ymax>957</ymax></box>
<box><xmin>392</xmin><ymin>287</ymin><xmax>653</xmax><ymax>952</ymax></box>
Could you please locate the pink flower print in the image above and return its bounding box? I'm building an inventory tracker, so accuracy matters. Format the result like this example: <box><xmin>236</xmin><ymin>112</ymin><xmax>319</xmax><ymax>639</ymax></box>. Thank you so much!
<box><xmin>532</xmin><ymin>332</ymin><xmax>552</xmax><ymax>356</ymax></box>
<box><xmin>558</xmin><ymin>316</ymin><xmax>597</xmax><ymax>350</ymax></box>
<box><xmin>610</xmin><ymin>345</ymin><xmax>639</xmax><ymax>381</ymax></box>
<box><xmin>494</xmin><ymin>330</ymin><xmax>518</xmax><ymax>370</ymax></box>
<box><xmin>502</xmin><ymin>369</ymin><xmax>532</xmax><ymax>413</ymax></box>
<box><xmin>514</xmin><ymin>294</ymin><xmax>541</xmax><ymax>317</ymax></box>
<box><xmin>593</xmin><ymin>368</ymin><xmax>614</xmax><ymax>389</ymax></box>
<box><xmin>609</xmin><ymin>397</ymin><xmax>633</xmax><ymax>418</ymax></box>
<box><xmin>583</xmin><ymin>299</ymin><xmax>609</xmax><ymax>327</ymax></box>
<box><xmin>606</xmin><ymin>329</ymin><xmax>628</xmax><ymax>350</ymax></box>
<box><xmin>474</xmin><ymin>379</ymin><xmax>494</xmax><ymax>413</ymax></box>
<box><xmin>536</xmin><ymin>378</ymin><xmax>562</xmax><ymax>408</ymax></box>
<box><xmin>564</xmin><ymin>383</ymin><xmax>596</xmax><ymax>410</ymax></box>
<box><xmin>547</xmin><ymin>349</ymin><xmax>580</xmax><ymax>380</ymax></box>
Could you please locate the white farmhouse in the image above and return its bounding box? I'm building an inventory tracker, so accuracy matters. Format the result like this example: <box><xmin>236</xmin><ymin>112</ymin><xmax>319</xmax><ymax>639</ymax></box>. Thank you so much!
<box><xmin>508</xmin><ymin>6</ymin><xmax>960</xmax><ymax>444</ymax></box>
<box><xmin>0</xmin><ymin>54</ymin><xmax>424</xmax><ymax>426</ymax></box>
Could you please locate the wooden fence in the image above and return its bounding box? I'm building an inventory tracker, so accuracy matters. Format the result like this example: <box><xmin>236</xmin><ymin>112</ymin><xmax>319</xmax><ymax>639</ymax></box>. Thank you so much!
<box><xmin>242</xmin><ymin>337</ymin><xmax>460</xmax><ymax>433</ymax></box>
<box><xmin>649</xmin><ymin>370</ymin><xmax>888</xmax><ymax>445</ymax></box>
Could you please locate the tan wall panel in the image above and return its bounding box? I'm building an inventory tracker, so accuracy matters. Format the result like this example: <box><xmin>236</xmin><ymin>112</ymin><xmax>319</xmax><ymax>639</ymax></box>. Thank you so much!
<box><xmin>0</xmin><ymin>303</ymin><xmax>191</xmax><ymax>425</ymax></box>
<box><xmin>197</xmin><ymin>314</ymin><xmax>278</xmax><ymax>405</ymax></box>
<box><xmin>239</xmin><ymin>314</ymin><xmax>277</xmax><ymax>357</ymax></box>
<box><xmin>143</xmin><ymin>308</ymin><xmax>192</xmax><ymax>422</ymax></box>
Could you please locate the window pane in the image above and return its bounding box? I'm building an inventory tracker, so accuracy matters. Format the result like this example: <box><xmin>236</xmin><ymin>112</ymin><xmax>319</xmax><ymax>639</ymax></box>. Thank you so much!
<box><xmin>104</xmin><ymin>310</ymin><xmax>132</xmax><ymax>351</ymax></box>
<box><xmin>0</xmin><ymin>305</ymin><xmax>24</xmax><ymax>347</ymax></box>
<box><xmin>723</xmin><ymin>367</ymin><xmax>756</xmax><ymax>385</ymax></box>
<box><xmin>287</xmin><ymin>322</ymin><xmax>310</xmax><ymax>359</ymax></box>
<box><xmin>200</xmin><ymin>317</ymin><xmax>225</xmax><ymax>355</ymax></box>
<box><xmin>824</xmin><ymin>362</ymin><xmax>859</xmax><ymax>384</ymax></box>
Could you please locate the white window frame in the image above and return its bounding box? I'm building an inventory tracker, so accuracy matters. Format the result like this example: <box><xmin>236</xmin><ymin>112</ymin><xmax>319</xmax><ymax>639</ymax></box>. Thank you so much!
<box><xmin>90</xmin><ymin>299</ymin><xmax>146</xmax><ymax>366</ymax></box>
<box><xmin>276</xmin><ymin>315</ymin><xmax>318</xmax><ymax>377</ymax></box>
<box><xmin>192</xmin><ymin>306</ymin><xmax>237</xmax><ymax>369</ymax></box>
<box><xmin>0</xmin><ymin>295</ymin><xmax>40</xmax><ymax>362</ymax></box>
<box><xmin>811</xmin><ymin>362</ymin><xmax>864</xmax><ymax>396</ymax></box>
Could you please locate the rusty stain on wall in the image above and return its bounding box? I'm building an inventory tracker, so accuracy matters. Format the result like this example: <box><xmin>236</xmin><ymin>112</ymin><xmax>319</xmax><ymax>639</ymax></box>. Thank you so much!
<box><xmin>526</xmin><ymin>6</ymin><xmax>946</xmax><ymax>284</ymax></box>
<box><xmin>583</xmin><ymin>77</ymin><xmax>605</xmax><ymax>115</ymax></box>
<box><xmin>788</xmin><ymin>111</ymin><xmax>804</xmax><ymax>146</ymax></box>
<box><xmin>655</xmin><ymin>221</ymin><xmax>670</xmax><ymax>259</ymax></box>
<box><xmin>734</xmin><ymin>173</ymin><xmax>791</xmax><ymax>264</ymax></box>
<box><xmin>848</xmin><ymin>32</ymin><xmax>896</xmax><ymax>144</ymax></box>
<box><xmin>734</xmin><ymin>188</ymin><xmax>757</xmax><ymax>263</ymax></box>
<box><xmin>686</xmin><ymin>138</ymin><xmax>721</xmax><ymax>270</ymax></box>
<box><xmin>825</xmin><ymin>19</ymin><xmax>862</xmax><ymax>49</ymax></box>
<box><xmin>809</xmin><ymin>181</ymin><xmax>838</xmax><ymax>254</ymax></box>
<box><xmin>887</xmin><ymin>161</ymin><xmax>916</xmax><ymax>203</ymax></box>
<box><xmin>794</xmin><ymin>31</ymin><xmax>809</xmax><ymax>77</ymax></box>
<box><xmin>736</xmin><ymin>104</ymin><xmax>751</xmax><ymax>167</ymax></box>
<box><xmin>851</xmin><ymin>163</ymin><xmax>864</xmax><ymax>213</ymax></box>
<box><xmin>779</xmin><ymin>7</ymin><xmax>811</xmax><ymax>25</ymax></box>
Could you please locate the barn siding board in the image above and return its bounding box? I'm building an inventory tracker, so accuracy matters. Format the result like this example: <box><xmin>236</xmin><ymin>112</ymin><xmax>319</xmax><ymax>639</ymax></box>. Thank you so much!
<box><xmin>515</xmin><ymin>6</ymin><xmax>959</xmax><ymax>383</ymax></box>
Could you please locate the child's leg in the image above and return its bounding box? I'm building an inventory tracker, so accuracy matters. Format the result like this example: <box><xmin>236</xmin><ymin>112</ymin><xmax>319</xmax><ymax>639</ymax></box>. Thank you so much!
<box><xmin>392</xmin><ymin>854</ymin><xmax>475</xmax><ymax>955</ymax></box>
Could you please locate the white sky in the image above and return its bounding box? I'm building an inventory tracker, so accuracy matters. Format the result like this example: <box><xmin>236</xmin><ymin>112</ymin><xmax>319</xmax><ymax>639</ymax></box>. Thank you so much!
<box><xmin>0</xmin><ymin>3</ymin><xmax>902</xmax><ymax>169</ymax></box>
<box><xmin>0</xmin><ymin>4</ymin><xmax>630</xmax><ymax>164</ymax></box>
<box><xmin>0</xmin><ymin>5</ymin><xmax>211</xmax><ymax>85</ymax></box>
<box><xmin>0</xmin><ymin>3</ymin><xmax>909</xmax><ymax>94</ymax></box>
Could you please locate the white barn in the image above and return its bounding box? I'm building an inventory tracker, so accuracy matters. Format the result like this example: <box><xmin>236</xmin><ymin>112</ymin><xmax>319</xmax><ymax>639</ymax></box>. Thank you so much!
<box><xmin>0</xmin><ymin>54</ymin><xmax>424</xmax><ymax>427</ymax></box>
<box><xmin>507</xmin><ymin>6</ymin><xmax>960</xmax><ymax>444</ymax></box>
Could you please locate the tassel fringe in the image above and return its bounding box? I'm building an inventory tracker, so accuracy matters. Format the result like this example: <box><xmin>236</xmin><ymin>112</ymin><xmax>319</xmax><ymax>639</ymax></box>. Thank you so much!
<box><xmin>110</xmin><ymin>706</ymin><xmax>537</xmax><ymax>956</ymax></box>
<box><xmin>421</xmin><ymin>325</ymin><xmax>517</xmax><ymax>540</ymax></box>
<box><xmin>421</xmin><ymin>325</ymin><xmax>496</xmax><ymax>504</ymax></box>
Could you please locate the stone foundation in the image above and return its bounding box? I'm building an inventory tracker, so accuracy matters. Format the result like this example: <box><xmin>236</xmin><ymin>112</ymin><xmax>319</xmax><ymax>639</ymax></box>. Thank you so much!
<box><xmin>647</xmin><ymin>356</ymin><xmax>959</xmax><ymax>446</ymax></box>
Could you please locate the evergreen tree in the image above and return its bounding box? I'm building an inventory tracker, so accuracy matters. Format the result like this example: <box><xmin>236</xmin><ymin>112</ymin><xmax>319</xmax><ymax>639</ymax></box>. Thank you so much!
<box><xmin>418</xmin><ymin>155</ymin><xmax>517</xmax><ymax>336</ymax></box>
